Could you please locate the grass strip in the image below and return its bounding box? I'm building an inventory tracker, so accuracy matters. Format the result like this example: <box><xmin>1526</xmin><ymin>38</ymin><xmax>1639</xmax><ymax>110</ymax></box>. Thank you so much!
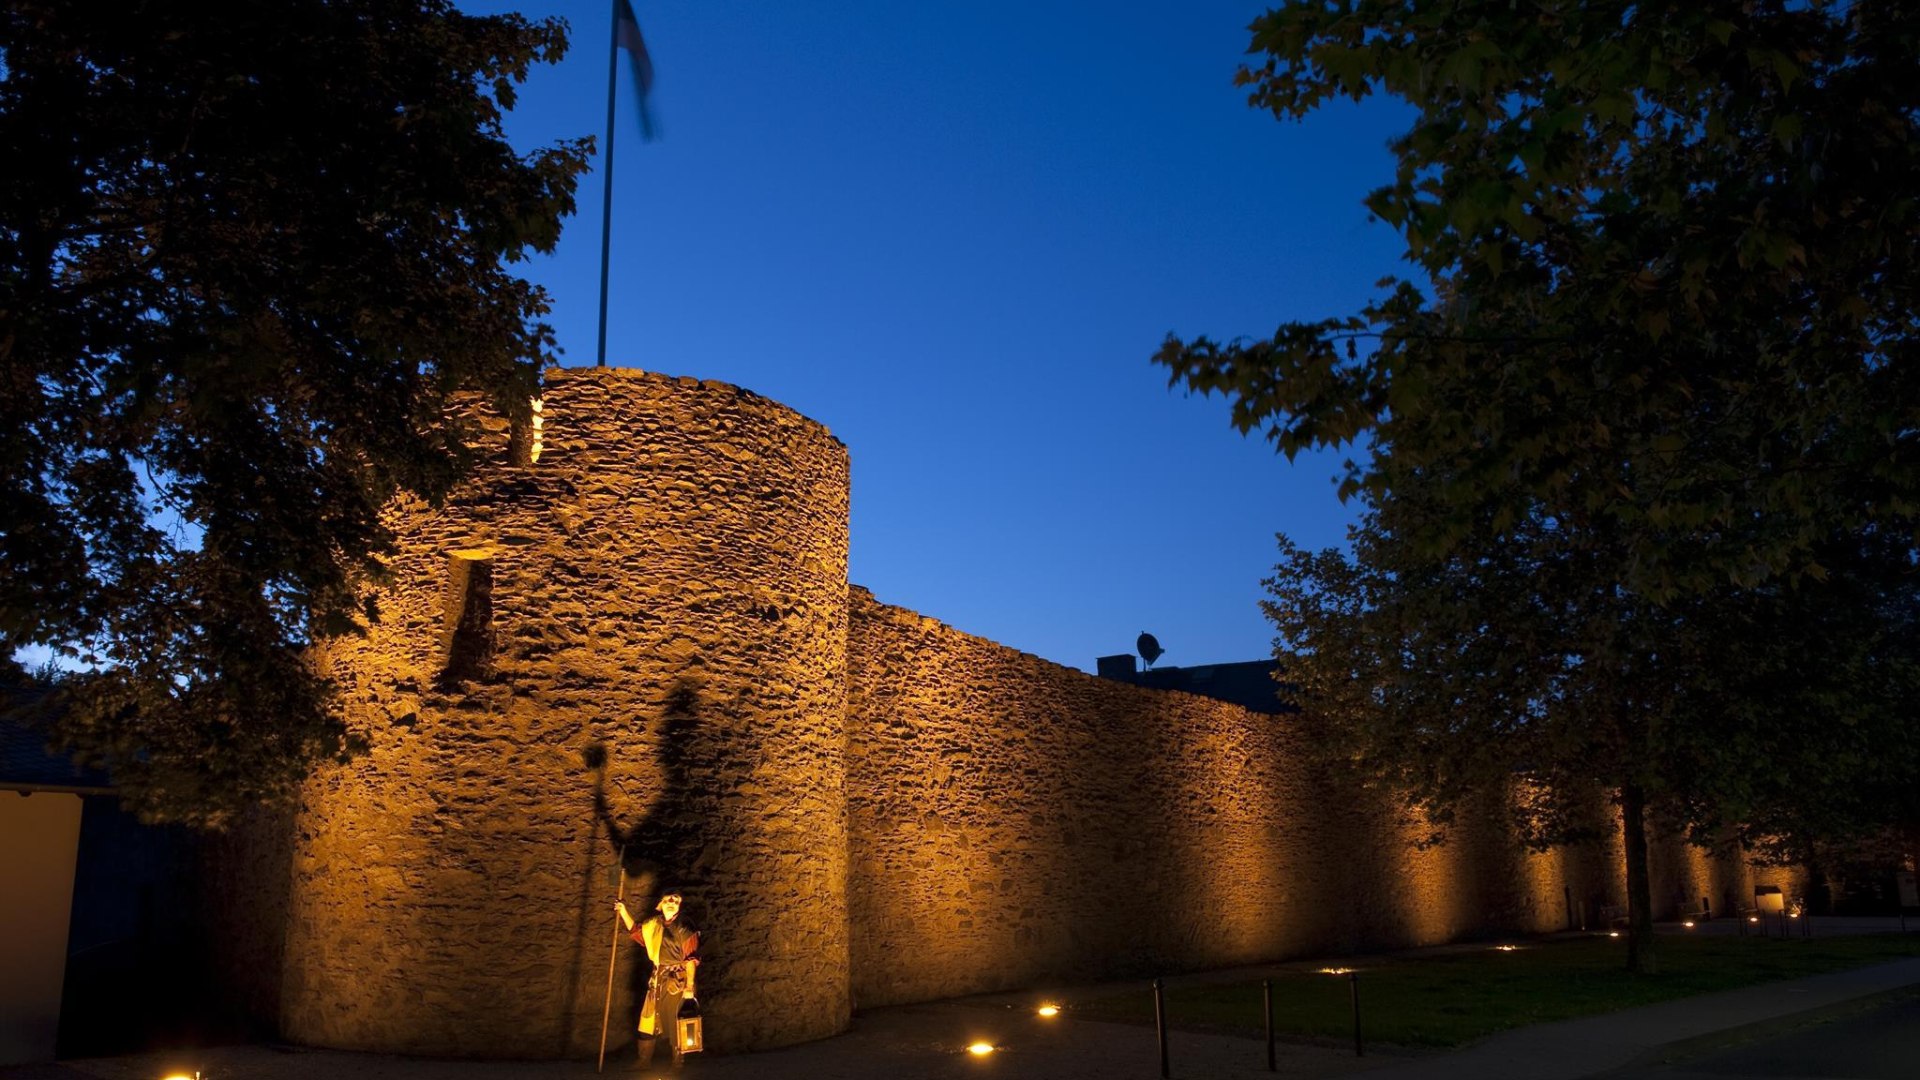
<box><xmin>1067</xmin><ymin>932</ymin><xmax>1920</xmax><ymax>1048</ymax></box>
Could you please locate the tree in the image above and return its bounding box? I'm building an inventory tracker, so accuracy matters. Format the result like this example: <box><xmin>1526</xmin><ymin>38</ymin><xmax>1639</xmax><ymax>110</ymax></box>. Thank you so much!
<box><xmin>1267</xmin><ymin>504</ymin><xmax>1919</xmax><ymax>969</ymax></box>
<box><xmin>1159</xmin><ymin>2</ymin><xmax>1920</xmax><ymax>970</ymax></box>
<box><xmin>0</xmin><ymin>1</ymin><xmax>591</xmax><ymax>826</ymax></box>
<box><xmin>1708</xmin><ymin>530</ymin><xmax>1920</xmax><ymax>880</ymax></box>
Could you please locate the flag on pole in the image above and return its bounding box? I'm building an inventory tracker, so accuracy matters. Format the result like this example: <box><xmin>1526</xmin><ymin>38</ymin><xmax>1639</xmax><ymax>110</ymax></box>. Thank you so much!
<box><xmin>614</xmin><ymin>0</ymin><xmax>656</xmax><ymax>140</ymax></box>
<box><xmin>596</xmin><ymin>0</ymin><xmax>655</xmax><ymax>366</ymax></box>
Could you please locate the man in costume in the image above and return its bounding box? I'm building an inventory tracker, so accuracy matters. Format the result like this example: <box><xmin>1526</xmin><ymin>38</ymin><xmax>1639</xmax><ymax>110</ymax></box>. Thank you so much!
<box><xmin>615</xmin><ymin>890</ymin><xmax>700</xmax><ymax>1070</ymax></box>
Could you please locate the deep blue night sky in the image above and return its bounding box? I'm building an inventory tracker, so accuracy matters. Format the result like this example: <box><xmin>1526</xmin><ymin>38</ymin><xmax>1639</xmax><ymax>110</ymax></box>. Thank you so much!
<box><xmin>473</xmin><ymin>0</ymin><xmax>1413</xmax><ymax>672</ymax></box>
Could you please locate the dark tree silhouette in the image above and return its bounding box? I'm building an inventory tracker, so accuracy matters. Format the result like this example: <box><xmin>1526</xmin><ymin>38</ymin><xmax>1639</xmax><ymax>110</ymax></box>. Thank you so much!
<box><xmin>0</xmin><ymin>1</ymin><xmax>591</xmax><ymax>825</ymax></box>
<box><xmin>1159</xmin><ymin>1</ymin><xmax>1920</xmax><ymax>973</ymax></box>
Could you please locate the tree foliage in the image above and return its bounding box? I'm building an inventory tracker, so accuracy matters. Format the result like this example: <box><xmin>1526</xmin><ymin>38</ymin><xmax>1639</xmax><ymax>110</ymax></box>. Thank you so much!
<box><xmin>1160</xmin><ymin>1</ymin><xmax>1920</xmax><ymax>970</ymax></box>
<box><xmin>0</xmin><ymin>1</ymin><xmax>590</xmax><ymax>825</ymax></box>
<box><xmin>1268</xmin><ymin>513</ymin><xmax>1919</xmax><ymax>934</ymax></box>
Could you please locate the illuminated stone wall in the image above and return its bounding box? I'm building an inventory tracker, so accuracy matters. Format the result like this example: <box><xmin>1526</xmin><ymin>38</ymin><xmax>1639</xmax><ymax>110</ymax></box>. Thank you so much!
<box><xmin>842</xmin><ymin>589</ymin><xmax>1793</xmax><ymax>1007</ymax></box>
<box><xmin>842</xmin><ymin>589</ymin><xmax>1554</xmax><ymax>1006</ymax></box>
<box><xmin>277</xmin><ymin>368</ymin><xmax>851</xmax><ymax>1057</ymax></box>
<box><xmin>243</xmin><ymin>366</ymin><xmax>1800</xmax><ymax>1058</ymax></box>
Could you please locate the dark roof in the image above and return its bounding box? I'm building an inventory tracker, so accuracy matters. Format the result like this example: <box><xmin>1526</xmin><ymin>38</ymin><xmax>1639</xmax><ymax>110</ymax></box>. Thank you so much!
<box><xmin>1094</xmin><ymin>658</ymin><xmax>1293</xmax><ymax>715</ymax></box>
<box><xmin>1</xmin><ymin>684</ymin><xmax>111</xmax><ymax>791</ymax></box>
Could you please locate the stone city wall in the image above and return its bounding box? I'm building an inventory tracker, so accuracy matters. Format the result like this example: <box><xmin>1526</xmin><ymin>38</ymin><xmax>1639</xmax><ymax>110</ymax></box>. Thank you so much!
<box><xmin>217</xmin><ymin>367</ymin><xmax>1801</xmax><ymax>1057</ymax></box>
<box><xmin>843</xmin><ymin>590</ymin><xmax>1788</xmax><ymax>1008</ymax></box>
<box><xmin>269</xmin><ymin>368</ymin><xmax>851</xmax><ymax>1057</ymax></box>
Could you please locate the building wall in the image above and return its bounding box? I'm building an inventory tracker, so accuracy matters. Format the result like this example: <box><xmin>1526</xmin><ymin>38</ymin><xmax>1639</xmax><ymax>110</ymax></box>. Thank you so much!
<box><xmin>842</xmin><ymin>590</ymin><xmax>1783</xmax><ymax>1007</ymax></box>
<box><xmin>234</xmin><ymin>367</ymin><xmax>1799</xmax><ymax>1057</ymax></box>
<box><xmin>55</xmin><ymin>797</ymin><xmax>208</xmax><ymax>1057</ymax></box>
<box><xmin>0</xmin><ymin>790</ymin><xmax>82</xmax><ymax>1065</ymax></box>
<box><xmin>196</xmin><ymin>803</ymin><xmax>295</xmax><ymax>1044</ymax></box>
<box><xmin>846</xmin><ymin>589</ymin><xmax>1317</xmax><ymax>1006</ymax></box>
<box><xmin>275</xmin><ymin>369</ymin><xmax>851</xmax><ymax>1056</ymax></box>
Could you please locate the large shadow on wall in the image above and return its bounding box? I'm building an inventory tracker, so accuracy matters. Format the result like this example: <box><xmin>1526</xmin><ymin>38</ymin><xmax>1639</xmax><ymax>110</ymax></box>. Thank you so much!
<box><xmin>590</xmin><ymin>678</ymin><xmax>709</xmax><ymax>1043</ymax></box>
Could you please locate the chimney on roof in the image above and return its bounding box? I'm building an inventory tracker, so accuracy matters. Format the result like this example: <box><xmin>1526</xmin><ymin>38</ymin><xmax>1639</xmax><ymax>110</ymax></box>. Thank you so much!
<box><xmin>1095</xmin><ymin>654</ymin><xmax>1137</xmax><ymax>680</ymax></box>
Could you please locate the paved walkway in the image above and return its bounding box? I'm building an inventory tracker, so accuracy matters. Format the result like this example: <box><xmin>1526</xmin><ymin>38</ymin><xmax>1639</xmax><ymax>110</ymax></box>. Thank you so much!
<box><xmin>1610</xmin><ymin>988</ymin><xmax>1920</xmax><ymax>1079</ymax></box>
<box><xmin>10</xmin><ymin>921</ymin><xmax>1918</xmax><ymax>1080</ymax></box>
<box><xmin>1357</xmin><ymin>956</ymin><xmax>1920</xmax><ymax>1079</ymax></box>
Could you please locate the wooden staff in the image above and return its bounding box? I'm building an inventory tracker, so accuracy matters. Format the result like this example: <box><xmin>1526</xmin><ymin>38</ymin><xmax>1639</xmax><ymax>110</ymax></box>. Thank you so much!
<box><xmin>596</xmin><ymin>845</ymin><xmax>629</xmax><ymax>1073</ymax></box>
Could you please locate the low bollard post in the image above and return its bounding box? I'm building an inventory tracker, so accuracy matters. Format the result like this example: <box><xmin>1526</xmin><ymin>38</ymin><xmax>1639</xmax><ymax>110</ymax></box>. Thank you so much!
<box><xmin>1153</xmin><ymin>978</ymin><xmax>1169</xmax><ymax>1079</ymax></box>
<box><xmin>1263</xmin><ymin>978</ymin><xmax>1276</xmax><ymax>1073</ymax></box>
<box><xmin>1349</xmin><ymin>971</ymin><xmax>1363</xmax><ymax>1057</ymax></box>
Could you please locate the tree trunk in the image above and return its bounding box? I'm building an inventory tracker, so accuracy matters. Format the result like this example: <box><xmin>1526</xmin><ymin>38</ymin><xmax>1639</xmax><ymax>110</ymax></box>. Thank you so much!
<box><xmin>1621</xmin><ymin>783</ymin><xmax>1658</xmax><ymax>974</ymax></box>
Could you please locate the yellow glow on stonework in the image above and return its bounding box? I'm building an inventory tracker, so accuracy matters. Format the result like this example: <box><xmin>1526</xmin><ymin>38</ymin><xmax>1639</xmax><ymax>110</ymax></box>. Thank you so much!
<box><xmin>528</xmin><ymin>396</ymin><xmax>545</xmax><ymax>462</ymax></box>
<box><xmin>1684</xmin><ymin>844</ymin><xmax>1716</xmax><ymax>907</ymax></box>
<box><xmin>1519</xmin><ymin>840</ymin><xmax>1563</xmax><ymax>920</ymax></box>
<box><xmin>1391</xmin><ymin>804</ymin><xmax>1467</xmax><ymax>944</ymax></box>
<box><xmin>967</xmin><ymin>1042</ymin><xmax>995</xmax><ymax>1056</ymax></box>
<box><xmin>1511</xmin><ymin>774</ymin><xmax>1578</xmax><ymax>922</ymax></box>
<box><xmin>1037</xmin><ymin>1004</ymin><xmax>1060</xmax><ymax>1017</ymax></box>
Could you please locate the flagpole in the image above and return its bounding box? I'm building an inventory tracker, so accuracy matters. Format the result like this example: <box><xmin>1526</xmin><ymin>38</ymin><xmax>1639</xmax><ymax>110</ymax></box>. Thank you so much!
<box><xmin>595</xmin><ymin>0</ymin><xmax>620</xmax><ymax>368</ymax></box>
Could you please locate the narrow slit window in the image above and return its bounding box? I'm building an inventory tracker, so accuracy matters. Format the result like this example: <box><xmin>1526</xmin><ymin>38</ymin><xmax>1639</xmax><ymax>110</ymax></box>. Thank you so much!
<box><xmin>440</xmin><ymin>550</ymin><xmax>494</xmax><ymax>683</ymax></box>
<box><xmin>508</xmin><ymin>396</ymin><xmax>545</xmax><ymax>465</ymax></box>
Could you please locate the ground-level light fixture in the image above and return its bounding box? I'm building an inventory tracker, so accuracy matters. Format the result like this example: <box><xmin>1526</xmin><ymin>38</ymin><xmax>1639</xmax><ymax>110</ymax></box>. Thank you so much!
<box><xmin>1683</xmin><ymin>920</ymin><xmax>1696</xmax><ymax>929</ymax></box>
<box><xmin>1318</xmin><ymin>966</ymin><xmax>1354</xmax><ymax>975</ymax></box>
<box><xmin>1037</xmin><ymin>1004</ymin><xmax>1060</xmax><ymax>1017</ymax></box>
<box><xmin>1608</xmin><ymin>931</ymin><xmax>1621</xmax><ymax>938</ymax></box>
<box><xmin>967</xmin><ymin>1042</ymin><xmax>996</xmax><ymax>1056</ymax></box>
<box><xmin>1493</xmin><ymin>944</ymin><xmax>1519</xmax><ymax>952</ymax></box>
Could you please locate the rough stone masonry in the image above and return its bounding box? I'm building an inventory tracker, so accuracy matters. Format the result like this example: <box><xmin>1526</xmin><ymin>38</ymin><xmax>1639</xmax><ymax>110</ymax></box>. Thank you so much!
<box><xmin>213</xmin><ymin>367</ymin><xmax>1790</xmax><ymax>1058</ymax></box>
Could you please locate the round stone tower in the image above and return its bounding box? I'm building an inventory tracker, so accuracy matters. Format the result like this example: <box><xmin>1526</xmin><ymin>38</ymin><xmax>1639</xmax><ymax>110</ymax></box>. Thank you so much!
<box><xmin>279</xmin><ymin>367</ymin><xmax>852</xmax><ymax>1057</ymax></box>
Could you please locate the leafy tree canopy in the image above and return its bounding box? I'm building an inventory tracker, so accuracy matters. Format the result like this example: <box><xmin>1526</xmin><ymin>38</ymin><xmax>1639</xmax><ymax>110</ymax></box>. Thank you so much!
<box><xmin>0</xmin><ymin>0</ymin><xmax>590</xmax><ymax>825</ymax></box>
<box><xmin>1160</xmin><ymin>1</ymin><xmax>1920</xmax><ymax>971</ymax></box>
<box><xmin>1164</xmin><ymin>0</ymin><xmax>1918</xmax><ymax>598</ymax></box>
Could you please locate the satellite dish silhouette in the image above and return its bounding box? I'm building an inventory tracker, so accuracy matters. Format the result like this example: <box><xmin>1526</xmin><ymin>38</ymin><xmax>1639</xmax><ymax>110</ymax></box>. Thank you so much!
<box><xmin>1137</xmin><ymin>631</ymin><xmax>1164</xmax><ymax>670</ymax></box>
